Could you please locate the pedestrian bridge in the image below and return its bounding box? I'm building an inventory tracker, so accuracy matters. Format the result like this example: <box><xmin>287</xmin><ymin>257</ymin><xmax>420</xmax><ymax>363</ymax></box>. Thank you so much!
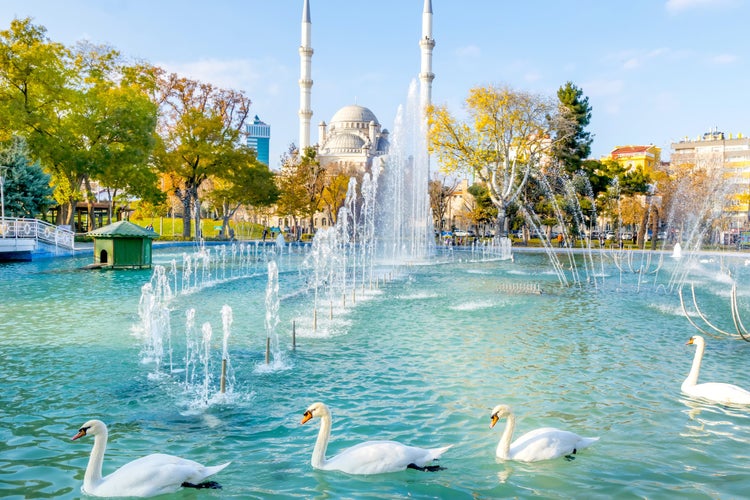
<box><xmin>0</xmin><ymin>217</ymin><xmax>77</xmax><ymax>260</ymax></box>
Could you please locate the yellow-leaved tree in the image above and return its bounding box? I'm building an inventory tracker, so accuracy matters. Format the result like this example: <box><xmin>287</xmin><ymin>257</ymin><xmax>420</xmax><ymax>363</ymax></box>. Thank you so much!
<box><xmin>428</xmin><ymin>84</ymin><xmax>572</xmax><ymax>236</ymax></box>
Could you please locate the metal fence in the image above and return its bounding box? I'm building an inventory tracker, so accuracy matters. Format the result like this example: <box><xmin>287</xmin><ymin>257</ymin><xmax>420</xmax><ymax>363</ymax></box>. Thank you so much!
<box><xmin>0</xmin><ymin>217</ymin><xmax>75</xmax><ymax>249</ymax></box>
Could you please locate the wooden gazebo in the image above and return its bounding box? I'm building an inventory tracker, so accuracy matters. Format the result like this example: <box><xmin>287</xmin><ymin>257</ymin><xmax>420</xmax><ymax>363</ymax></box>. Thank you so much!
<box><xmin>87</xmin><ymin>221</ymin><xmax>158</xmax><ymax>269</ymax></box>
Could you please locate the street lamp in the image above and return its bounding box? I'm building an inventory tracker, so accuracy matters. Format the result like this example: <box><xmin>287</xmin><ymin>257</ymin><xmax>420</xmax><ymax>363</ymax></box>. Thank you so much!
<box><xmin>0</xmin><ymin>165</ymin><xmax>7</xmax><ymax>239</ymax></box>
<box><xmin>0</xmin><ymin>165</ymin><xmax>7</xmax><ymax>221</ymax></box>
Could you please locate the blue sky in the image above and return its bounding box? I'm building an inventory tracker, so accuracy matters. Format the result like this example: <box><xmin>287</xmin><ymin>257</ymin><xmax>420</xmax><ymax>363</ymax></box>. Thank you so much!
<box><xmin>1</xmin><ymin>0</ymin><xmax>748</xmax><ymax>169</ymax></box>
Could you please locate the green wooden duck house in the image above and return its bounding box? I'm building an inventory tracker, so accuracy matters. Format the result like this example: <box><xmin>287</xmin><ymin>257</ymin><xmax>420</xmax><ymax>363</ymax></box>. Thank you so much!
<box><xmin>87</xmin><ymin>221</ymin><xmax>158</xmax><ymax>269</ymax></box>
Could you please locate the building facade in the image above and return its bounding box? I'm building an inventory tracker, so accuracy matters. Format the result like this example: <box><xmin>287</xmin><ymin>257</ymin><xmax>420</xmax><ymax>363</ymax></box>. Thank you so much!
<box><xmin>603</xmin><ymin>144</ymin><xmax>662</xmax><ymax>172</ymax></box>
<box><xmin>671</xmin><ymin>129</ymin><xmax>750</xmax><ymax>225</ymax></box>
<box><xmin>246</xmin><ymin>115</ymin><xmax>271</xmax><ymax>166</ymax></box>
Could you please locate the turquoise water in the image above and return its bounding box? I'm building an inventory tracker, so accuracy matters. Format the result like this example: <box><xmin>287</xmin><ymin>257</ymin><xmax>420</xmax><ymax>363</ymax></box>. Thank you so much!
<box><xmin>2</xmin><ymin>245</ymin><xmax>750</xmax><ymax>499</ymax></box>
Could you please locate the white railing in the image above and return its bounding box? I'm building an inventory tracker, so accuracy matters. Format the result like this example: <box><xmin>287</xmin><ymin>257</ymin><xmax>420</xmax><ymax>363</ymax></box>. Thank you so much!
<box><xmin>0</xmin><ymin>217</ymin><xmax>76</xmax><ymax>250</ymax></box>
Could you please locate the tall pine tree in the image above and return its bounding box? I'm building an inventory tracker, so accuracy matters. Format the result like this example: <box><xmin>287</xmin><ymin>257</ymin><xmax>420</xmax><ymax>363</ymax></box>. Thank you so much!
<box><xmin>553</xmin><ymin>82</ymin><xmax>593</xmax><ymax>173</ymax></box>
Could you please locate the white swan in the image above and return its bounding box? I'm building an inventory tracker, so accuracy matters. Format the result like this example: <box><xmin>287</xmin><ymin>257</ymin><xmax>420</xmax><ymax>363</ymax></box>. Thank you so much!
<box><xmin>71</xmin><ymin>419</ymin><xmax>230</xmax><ymax>497</ymax></box>
<box><xmin>490</xmin><ymin>404</ymin><xmax>598</xmax><ymax>462</ymax></box>
<box><xmin>300</xmin><ymin>402</ymin><xmax>451</xmax><ymax>474</ymax></box>
<box><xmin>682</xmin><ymin>335</ymin><xmax>750</xmax><ymax>405</ymax></box>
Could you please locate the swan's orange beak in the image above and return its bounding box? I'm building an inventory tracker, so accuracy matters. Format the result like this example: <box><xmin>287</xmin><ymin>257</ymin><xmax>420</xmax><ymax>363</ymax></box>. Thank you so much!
<box><xmin>686</xmin><ymin>338</ymin><xmax>695</xmax><ymax>345</ymax></box>
<box><xmin>71</xmin><ymin>429</ymin><xmax>86</xmax><ymax>441</ymax></box>
<box><xmin>301</xmin><ymin>410</ymin><xmax>313</xmax><ymax>424</ymax></box>
<box><xmin>490</xmin><ymin>414</ymin><xmax>499</xmax><ymax>429</ymax></box>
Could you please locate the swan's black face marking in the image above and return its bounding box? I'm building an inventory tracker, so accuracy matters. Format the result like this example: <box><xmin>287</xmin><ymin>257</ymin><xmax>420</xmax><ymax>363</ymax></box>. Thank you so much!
<box><xmin>71</xmin><ymin>425</ymin><xmax>91</xmax><ymax>441</ymax></box>
<box><xmin>301</xmin><ymin>410</ymin><xmax>313</xmax><ymax>424</ymax></box>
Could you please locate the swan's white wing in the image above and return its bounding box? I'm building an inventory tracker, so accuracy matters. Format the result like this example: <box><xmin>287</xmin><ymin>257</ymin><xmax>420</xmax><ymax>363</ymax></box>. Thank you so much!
<box><xmin>686</xmin><ymin>382</ymin><xmax>750</xmax><ymax>406</ymax></box>
<box><xmin>510</xmin><ymin>428</ymin><xmax>596</xmax><ymax>462</ymax></box>
<box><xmin>325</xmin><ymin>440</ymin><xmax>441</xmax><ymax>475</ymax></box>
<box><xmin>89</xmin><ymin>454</ymin><xmax>229</xmax><ymax>497</ymax></box>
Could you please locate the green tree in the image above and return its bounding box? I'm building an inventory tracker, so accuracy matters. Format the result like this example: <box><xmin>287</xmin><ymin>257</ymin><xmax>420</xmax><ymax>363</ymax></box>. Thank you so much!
<box><xmin>0</xmin><ymin>136</ymin><xmax>53</xmax><ymax>217</ymax></box>
<box><xmin>467</xmin><ymin>183</ymin><xmax>498</xmax><ymax>233</ymax></box>
<box><xmin>0</xmin><ymin>19</ymin><xmax>75</xmax><ymax>223</ymax></box>
<box><xmin>276</xmin><ymin>146</ymin><xmax>324</xmax><ymax>236</ymax></box>
<box><xmin>204</xmin><ymin>146</ymin><xmax>278</xmax><ymax>238</ymax></box>
<box><xmin>71</xmin><ymin>42</ymin><xmax>159</xmax><ymax>227</ymax></box>
<box><xmin>0</xmin><ymin>21</ymin><xmax>159</xmax><ymax>228</ymax></box>
<box><xmin>552</xmin><ymin>82</ymin><xmax>593</xmax><ymax>174</ymax></box>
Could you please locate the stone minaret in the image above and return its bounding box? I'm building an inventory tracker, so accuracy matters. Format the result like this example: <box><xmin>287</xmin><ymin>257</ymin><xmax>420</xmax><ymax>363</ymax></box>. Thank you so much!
<box><xmin>298</xmin><ymin>0</ymin><xmax>313</xmax><ymax>150</ymax></box>
<box><xmin>419</xmin><ymin>0</ymin><xmax>435</xmax><ymax>114</ymax></box>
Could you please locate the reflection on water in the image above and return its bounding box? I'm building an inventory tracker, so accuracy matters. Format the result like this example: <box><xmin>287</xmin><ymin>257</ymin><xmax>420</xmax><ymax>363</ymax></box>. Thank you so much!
<box><xmin>2</xmin><ymin>247</ymin><xmax>750</xmax><ymax>498</ymax></box>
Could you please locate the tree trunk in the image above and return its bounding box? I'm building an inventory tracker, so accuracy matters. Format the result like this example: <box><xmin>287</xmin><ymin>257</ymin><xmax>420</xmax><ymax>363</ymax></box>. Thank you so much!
<box><xmin>193</xmin><ymin>193</ymin><xmax>202</xmax><ymax>241</ymax></box>
<box><xmin>637</xmin><ymin>205</ymin><xmax>649</xmax><ymax>249</ymax></box>
<box><xmin>650</xmin><ymin>206</ymin><xmax>659</xmax><ymax>251</ymax></box>
<box><xmin>65</xmin><ymin>200</ymin><xmax>76</xmax><ymax>229</ymax></box>
<box><xmin>495</xmin><ymin>206</ymin><xmax>507</xmax><ymax>239</ymax></box>
<box><xmin>178</xmin><ymin>191</ymin><xmax>192</xmax><ymax>238</ymax></box>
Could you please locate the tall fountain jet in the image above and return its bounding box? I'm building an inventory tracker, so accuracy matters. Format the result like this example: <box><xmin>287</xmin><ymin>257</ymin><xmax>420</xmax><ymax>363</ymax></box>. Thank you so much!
<box><xmin>375</xmin><ymin>81</ymin><xmax>435</xmax><ymax>263</ymax></box>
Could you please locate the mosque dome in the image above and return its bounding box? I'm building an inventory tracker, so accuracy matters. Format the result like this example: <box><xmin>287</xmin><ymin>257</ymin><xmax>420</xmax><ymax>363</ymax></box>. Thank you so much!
<box><xmin>318</xmin><ymin>104</ymin><xmax>388</xmax><ymax>159</ymax></box>
<box><xmin>326</xmin><ymin>133</ymin><xmax>366</xmax><ymax>152</ymax></box>
<box><xmin>329</xmin><ymin>105</ymin><xmax>380</xmax><ymax>127</ymax></box>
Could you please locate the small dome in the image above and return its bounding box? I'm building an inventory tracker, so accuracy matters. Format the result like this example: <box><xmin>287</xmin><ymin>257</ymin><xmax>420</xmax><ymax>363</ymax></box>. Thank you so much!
<box><xmin>325</xmin><ymin>133</ymin><xmax>366</xmax><ymax>152</ymax></box>
<box><xmin>329</xmin><ymin>105</ymin><xmax>379</xmax><ymax>127</ymax></box>
<box><xmin>376</xmin><ymin>136</ymin><xmax>389</xmax><ymax>153</ymax></box>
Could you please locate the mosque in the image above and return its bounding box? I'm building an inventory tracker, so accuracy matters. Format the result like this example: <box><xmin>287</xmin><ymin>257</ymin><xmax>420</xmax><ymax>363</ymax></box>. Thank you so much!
<box><xmin>266</xmin><ymin>0</ymin><xmax>435</xmax><ymax>234</ymax></box>
<box><xmin>297</xmin><ymin>0</ymin><xmax>435</xmax><ymax>175</ymax></box>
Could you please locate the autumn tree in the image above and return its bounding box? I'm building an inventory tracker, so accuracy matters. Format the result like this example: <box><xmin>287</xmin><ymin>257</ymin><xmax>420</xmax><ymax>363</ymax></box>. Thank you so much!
<box><xmin>429</xmin><ymin>176</ymin><xmax>458</xmax><ymax>235</ymax></box>
<box><xmin>318</xmin><ymin>170</ymin><xmax>350</xmax><ymax>226</ymax></box>
<box><xmin>428</xmin><ymin>84</ymin><xmax>572</xmax><ymax>236</ymax></box>
<box><xmin>152</xmin><ymin>70</ymin><xmax>251</xmax><ymax>239</ymax></box>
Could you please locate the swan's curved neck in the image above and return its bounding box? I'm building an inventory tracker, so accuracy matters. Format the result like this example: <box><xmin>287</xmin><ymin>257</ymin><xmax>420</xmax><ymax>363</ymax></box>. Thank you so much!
<box><xmin>312</xmin><ymin>414</ymin><xmax>331</xmax><ymax>468</ymax></box>
<box><xmin>496</xmin><ymin>413</ymin><xmax>516</xmax><ymax>459</ymax></box>
<box><xmin>683</xmin><ymin>341</ymin><xmax>704</xmax><ymax>389</ymax></box>
<box><xmin>84</xmin><ymin>431</ymin><xmax>106</xmax><ymax>490</ymax></box>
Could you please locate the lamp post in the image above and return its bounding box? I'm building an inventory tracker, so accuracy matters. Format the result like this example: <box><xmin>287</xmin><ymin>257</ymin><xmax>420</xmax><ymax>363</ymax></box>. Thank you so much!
<box><xmin>0</xmin><ymin>165</ymin><xmax>7</xmax><ymax>220</ymax></box>
<box><xmin>0</xmin><ymin>165</ymin><xmax>7</xmax><ymax>239</ymax></box>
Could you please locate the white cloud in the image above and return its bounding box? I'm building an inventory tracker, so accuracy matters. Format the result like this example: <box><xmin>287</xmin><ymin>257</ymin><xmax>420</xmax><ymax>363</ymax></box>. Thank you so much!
<box><xmin>454</xmin><ymin>45</ymin><xmax>480</xmax><ymax>58</ymax></box>
<box><xmin>523</xmin><ymin>71</ymin><xmax>541</xmax><ymax>83</ymax></box>
<box><xmin>712</xmin><ymin>53</ymin><xmax>738</xmax><ymax>64</ymax></box>
<box><xmin>159</xmin><ymin>57</ymin><xmax>286</xmax><ymax>95</ymax></box>
<box><xmin>653</xmin><ymin>91</ymin><xmax>680</xmax><ymax>113</ymax></box>
<box><xmin>608</xmin><ymin>48</ymin><xmax>671</xmax><ymax>71</ymax></box>
<box><xmin>583</xmin><ymin>79</ymin><xmax>625</xmax><ymax>97</ymax></box>
<box><xmin>623</xmin><ymin>58</ymin><xmax>640</xmax><ymax>70</ymax></box>
<box><xmin>666</xmin><ymin>0</ymin><xmax>740</xmax><ymax>13</ymax></box>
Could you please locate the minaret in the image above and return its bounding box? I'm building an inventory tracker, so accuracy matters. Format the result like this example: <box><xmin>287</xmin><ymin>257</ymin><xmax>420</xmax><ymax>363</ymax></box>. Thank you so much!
<box><xmin>298</xmin><ymin>0</ymin><xmax>313</xmax><ymax>150</ymax></box>
<box><xmin>418</xmin><ymin>0</ymin><xmax>435</xmax><ymax>115</ymax></box>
